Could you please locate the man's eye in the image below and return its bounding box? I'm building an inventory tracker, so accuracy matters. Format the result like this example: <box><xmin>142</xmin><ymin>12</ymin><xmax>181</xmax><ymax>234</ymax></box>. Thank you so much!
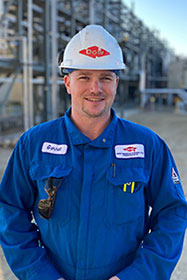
<box><xmin>101</xmin><ymin>76</ymin><xmax>112</xmax><ymax>81</ymax></box>
<box><xmin>79</xmin><ymin>76</ymin><xmax>89</xmax><ymax>80</ymax></box>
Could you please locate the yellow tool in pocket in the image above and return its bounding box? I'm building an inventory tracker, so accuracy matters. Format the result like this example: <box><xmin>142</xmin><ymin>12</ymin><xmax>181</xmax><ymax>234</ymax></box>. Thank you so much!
<box><xmin>123</xmin><ymin>182</ymin><xmax>135</xmax><ymax>193</ymax></box>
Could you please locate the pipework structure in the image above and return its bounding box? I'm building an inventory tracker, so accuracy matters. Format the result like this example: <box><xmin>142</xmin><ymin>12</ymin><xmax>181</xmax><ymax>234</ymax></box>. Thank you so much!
<box><xmin>0</xmin><ymin>0</ymin><xmax>172</xmax><ymax>131</ymax></box>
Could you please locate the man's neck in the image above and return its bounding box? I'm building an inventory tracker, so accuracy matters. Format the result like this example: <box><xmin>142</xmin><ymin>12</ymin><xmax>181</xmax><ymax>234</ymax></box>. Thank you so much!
<box><xmin>70</xmin><ymin>112</ymin><xmax>112</xmax><ymax>140</ymax></box>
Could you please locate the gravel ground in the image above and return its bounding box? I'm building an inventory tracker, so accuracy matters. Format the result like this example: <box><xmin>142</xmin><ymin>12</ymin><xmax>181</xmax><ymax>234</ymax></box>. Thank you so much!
<box><xmin>0</xmin><ymin>110</ymin><xmax>187</xmax><ymax>279</ymax></box>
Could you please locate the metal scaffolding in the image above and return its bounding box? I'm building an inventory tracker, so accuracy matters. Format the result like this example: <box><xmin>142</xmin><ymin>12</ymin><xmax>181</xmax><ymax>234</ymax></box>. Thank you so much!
<box><xmin>0</xmin><ymin>0</ymin><xmax>173</xmax><ymax>131</ymax></box>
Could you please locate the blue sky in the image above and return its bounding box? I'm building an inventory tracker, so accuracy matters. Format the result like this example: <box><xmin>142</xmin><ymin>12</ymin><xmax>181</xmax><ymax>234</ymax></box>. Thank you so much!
<box><xmin>123</xmin><ymin>0</ymin><xmax>187</xmax><ymax>57</ymax></box>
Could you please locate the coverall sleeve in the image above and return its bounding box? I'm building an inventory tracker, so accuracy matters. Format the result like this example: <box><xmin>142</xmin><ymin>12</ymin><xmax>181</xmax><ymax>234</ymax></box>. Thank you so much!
<box><xmin>116</xmin><ymin>138</ymin><xmax>187</xmax><ymax>280</ymax></box>
<box><xmin>0</xmin><ymin>135</ymin><xmax>62</xmax><ymax>280</ymax></box>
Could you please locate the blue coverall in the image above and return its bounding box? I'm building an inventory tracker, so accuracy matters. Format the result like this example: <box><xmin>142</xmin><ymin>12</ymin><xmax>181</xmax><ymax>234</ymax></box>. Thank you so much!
<box><xmin>0</xmin><ymin>108</ymin><xmax>187</xmax><ymax>280</ymax></box>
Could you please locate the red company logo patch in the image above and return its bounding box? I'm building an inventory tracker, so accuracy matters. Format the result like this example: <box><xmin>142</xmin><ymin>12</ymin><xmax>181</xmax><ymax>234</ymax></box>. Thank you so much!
<box><xmin>79</xmin><ymin>46</ymin><xmax>110</xmax><ymax>58</ymax></box>
<box><xmin>123</xmin><ymin>147</ymin><xmax>137</xmax><ymax>152</ymax></box>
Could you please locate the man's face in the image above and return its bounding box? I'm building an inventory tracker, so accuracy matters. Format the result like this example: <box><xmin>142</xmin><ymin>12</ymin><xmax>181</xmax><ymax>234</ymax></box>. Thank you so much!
<box><xmin>64</xmin><ymin>70</ymin><xmax>119</xmax><ymax>120</ymax></box>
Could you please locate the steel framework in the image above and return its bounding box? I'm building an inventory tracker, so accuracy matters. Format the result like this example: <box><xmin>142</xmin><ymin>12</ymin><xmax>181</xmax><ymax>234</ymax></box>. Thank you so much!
<box><xmin>0</xmin><ymin>0</ymin><xmax>172</xmax><ymax>130</ymax></box>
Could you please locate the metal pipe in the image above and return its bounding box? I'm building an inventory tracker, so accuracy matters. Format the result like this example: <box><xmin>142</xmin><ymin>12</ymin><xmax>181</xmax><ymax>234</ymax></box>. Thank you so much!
<box><xmin>0</xmin><ymin>0</ymin><xmax>14</xmax><ymax>24</ymax></box>
<box><xmin>28</xmin><ymin>0</ymin><xmax>34</xmax><ymax>127</ymax></box>
<box><xmin>0</xmin><ymin>36</ymin><xmax>30</xmax><ymax>131</ymax></box>
<box><xmin>0</xmin><ymin>0</ymin><xmax>4</xmax><ymax>19</ymax></box>
<box><xmin>22</xmin><ymin>37</ymin><xmax>30</xmax><ymax>131</ymax></box>
<box><xmin>103</xmin><ymin>0</ymin><xmax>108</xmax><ymax>28</ymax></box>
<box><xmin>44</xmin><ymin>0</ymin><xmax>51</xmax><ymax>121</ymax></box>
<box><xmin>0</xmin><ymin>77</ymin><xmax>64</xmax><ymax>85</ymax></box>
<box><xmin>70</xmin><ymin>0</ymin><xmax>76</xmax><ymax>36</ymax></box>
<box><xmin>0</xmin><ymin>68</ymin><xmax>20</xmax><ymax>115</ymax></box>
<box><xmin>89</xmin><ymin>0</ymin><xmax>95</xmax><ymax>24</ymax></box>
<box><xmin>17</xmin><ymin>0</ymin><xmax>23</xmax><ymax>62</ymax></box>
<box><xmin>51</xmin><ymin>0</ymin><xmax>58</xmax><ymax>119</ymax></box>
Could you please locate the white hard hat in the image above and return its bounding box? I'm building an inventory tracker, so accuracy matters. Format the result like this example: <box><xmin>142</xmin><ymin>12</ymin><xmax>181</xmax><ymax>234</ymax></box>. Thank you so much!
<box><xmin>59</xmin><ymin>25</ymin><xmax>126</xmax><ymax>71</ymax></box>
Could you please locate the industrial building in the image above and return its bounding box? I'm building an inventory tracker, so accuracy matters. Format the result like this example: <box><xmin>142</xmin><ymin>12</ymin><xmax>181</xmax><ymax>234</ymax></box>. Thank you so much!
<box><xmin>0</xmin><ymin>0</ymin><xmax>173</xmax><ymax>131</ymax></box>
<box><xmin>168</xmin><ymin>57</ymin><xmax>187</xmax><ymax>89</ymax></box>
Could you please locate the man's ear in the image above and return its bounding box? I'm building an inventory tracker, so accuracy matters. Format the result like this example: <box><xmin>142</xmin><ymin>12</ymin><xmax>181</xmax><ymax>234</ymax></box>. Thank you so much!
<box><xmin>64</xmin><ymin>75</ymin><xmax>71</xmax><ymax>95</ymax></box>
<box><xmin>116</xmin><ymin>76</ymin><xmax>119</xmax><ymax>88</ymax></box>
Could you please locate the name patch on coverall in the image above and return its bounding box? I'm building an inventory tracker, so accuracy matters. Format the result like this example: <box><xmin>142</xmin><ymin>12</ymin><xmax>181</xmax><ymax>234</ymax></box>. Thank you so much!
<box><xmin>115</xmin><ymin>144</ymin><xmax>145</xmax><ymax>159</ymax></box>
<box><xmin>42</xmin><ymin>142</ymin><xmax>68</xmax><ymax>155</ymax></box>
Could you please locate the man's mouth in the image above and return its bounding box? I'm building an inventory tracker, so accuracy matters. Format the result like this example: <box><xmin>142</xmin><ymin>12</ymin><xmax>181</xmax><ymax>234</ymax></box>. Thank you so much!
<box><xmin>85</xmin><ymin>97</ymin><xmax>105</xmax><ymax>102</ymax></box>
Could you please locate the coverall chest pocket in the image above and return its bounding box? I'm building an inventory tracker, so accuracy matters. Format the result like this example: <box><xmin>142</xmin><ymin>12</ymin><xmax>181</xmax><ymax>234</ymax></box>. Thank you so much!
<box><xmin>104</xmin><ymin>166</ymin><xmax>148</xmax><ymax>227</ymax></box>
<box><xmin>29</xmin><ymin>162</ymin><xmax>72</xmax><ymax>225</ymax></box>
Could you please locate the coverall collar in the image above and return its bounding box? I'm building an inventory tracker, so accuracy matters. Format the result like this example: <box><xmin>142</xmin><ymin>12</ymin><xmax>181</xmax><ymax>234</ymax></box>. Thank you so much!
<box><xmin>64</xmin><ymin>107</ymin><xmax>117</xmax><ymax>147</ymax></box>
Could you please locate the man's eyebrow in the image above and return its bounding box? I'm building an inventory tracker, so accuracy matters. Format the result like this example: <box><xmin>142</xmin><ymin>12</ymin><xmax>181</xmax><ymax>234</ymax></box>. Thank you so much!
<box><xmin>100</xmin><ymin>73</ymin><xmax>114</xmax><ymax>76</ymax></box>
<box><xmin>76</xmin><ymin>72</ymin><xmax>92</xmax><ymax>76</ymax></box>
<box><xmin>76</xmin><ymin>71</ymin><xmax>114</xmax><ymax>75</ymax></box>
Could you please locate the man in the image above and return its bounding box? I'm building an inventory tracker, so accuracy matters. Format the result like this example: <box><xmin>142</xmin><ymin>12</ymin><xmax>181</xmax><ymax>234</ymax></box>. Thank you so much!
<box><xmin>0</xmin><ymin>25</ymin><xmax>187</xmax><ymax>280</ymax></box>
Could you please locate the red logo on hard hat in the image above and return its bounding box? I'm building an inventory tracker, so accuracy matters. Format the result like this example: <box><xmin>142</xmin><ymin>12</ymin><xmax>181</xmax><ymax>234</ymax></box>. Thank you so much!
<box><xmin>123</xmin><ymin>147</ymin><xmax>137</xmax><ymax>152</ymax></box>
<box><xmin>79</xmin><ymin>46</ymin><xmax>110</xmax><ymax>58</ymax></box>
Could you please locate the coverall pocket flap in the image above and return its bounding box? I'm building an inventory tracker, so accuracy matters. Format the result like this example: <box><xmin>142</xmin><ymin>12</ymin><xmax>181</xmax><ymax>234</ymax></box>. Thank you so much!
<box><xmin>29</xmin><ymin>162</ymin><xmax>72</xmax><ymax>180</ymax></box>
<box><xmin>107</xmin><ymin>166</ymin><xmax>149</xmax><ymax>185</ymax></box>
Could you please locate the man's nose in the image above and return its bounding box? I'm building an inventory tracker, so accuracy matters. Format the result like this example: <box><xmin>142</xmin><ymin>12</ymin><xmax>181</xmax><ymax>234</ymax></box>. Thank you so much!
<box><xmin>89</xmin><ymin>79</ymin><xmax>101</xmax><ymax>93</ymax></box>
